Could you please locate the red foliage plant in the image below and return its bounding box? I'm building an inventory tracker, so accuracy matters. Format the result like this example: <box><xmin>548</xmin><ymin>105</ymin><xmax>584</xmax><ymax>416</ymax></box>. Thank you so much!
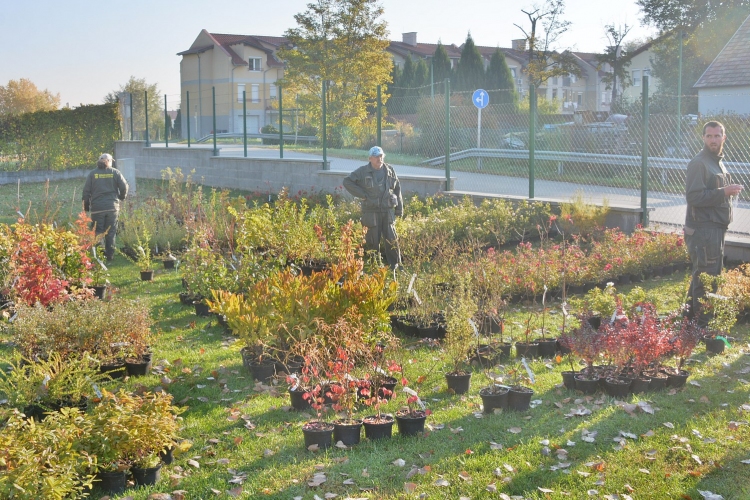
<box><xmin>13</xmin><ymin>232</ymin><xmax>69</xmax><ymax>306</ymax></box>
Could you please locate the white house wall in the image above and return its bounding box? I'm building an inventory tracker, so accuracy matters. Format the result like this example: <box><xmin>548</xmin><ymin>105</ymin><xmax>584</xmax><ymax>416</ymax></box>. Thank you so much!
<box><xmin>698</xmin><ymin>86</ymin><xmax>750</xmax><ymax>116</ymax></box>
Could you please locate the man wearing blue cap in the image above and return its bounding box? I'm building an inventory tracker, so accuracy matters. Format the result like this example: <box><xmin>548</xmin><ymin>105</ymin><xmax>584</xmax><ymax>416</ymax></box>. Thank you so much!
<box><xmin>343</xmin><ymin>146</ymin><xmax>403</xmax><ymax>268</ymax></box>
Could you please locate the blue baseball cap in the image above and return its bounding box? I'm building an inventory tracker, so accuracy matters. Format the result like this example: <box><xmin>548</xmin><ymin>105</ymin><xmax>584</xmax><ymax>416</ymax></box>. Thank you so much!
<box><xmin>368</xmin><ymin>146</ymin><xmax>384</xmax><ymax>157</ymax></box>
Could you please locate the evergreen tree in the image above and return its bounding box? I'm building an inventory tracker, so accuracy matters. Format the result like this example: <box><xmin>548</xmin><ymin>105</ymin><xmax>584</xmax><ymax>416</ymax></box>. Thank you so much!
<box><xmin>413</xmin><ymin>59</ymin><xmax>429</xmax><ymax>90</ymax></box>
<box><xmin>456</xmin><ymin>33</ymin><xmax>485</xmax><ymax>91</ymax></box>
<box><xmin>401</xmin><ymin>56</ymin><xmax>415</xmax><ymax>89</ymax></box>
<box><xmin>486</xmin><ymin>48</ymin><xmax>518</xmax><ymax>106</ymax></box>
<box><xmin>432</xmin><ymin>41</ymin><xmax>452</xmax><ymax>85</ymax></box>
<box><xmin>173</xmin><ymin>109</ymin><xmax>182</xmax><ymax>139</ymax></box>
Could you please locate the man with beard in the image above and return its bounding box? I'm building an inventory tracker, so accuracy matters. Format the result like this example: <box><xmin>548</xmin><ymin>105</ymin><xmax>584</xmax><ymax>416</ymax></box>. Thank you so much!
<box><xmin>684</xmin><ymin>121</ymin><xmax>743</xmax><ymax>325</ymax></box>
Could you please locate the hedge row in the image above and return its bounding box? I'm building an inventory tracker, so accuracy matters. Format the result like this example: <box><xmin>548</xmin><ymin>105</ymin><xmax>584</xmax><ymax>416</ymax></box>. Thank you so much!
<box><xmin>0</xmin><ymin>104</ymin><xmax>121</xmax><ymax>171</ymax></box>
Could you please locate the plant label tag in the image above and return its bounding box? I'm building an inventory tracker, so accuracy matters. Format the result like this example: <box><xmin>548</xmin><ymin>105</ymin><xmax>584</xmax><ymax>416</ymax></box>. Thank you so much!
<box><xmin>376</xmin><ymin>367</ymin><xmax>387</xmax><ymax>375</ymax></box>
<box><xmin>521</xmin><ymin>357</ymin><xmax>536</xmax><ymax>384</ymax></box>
<box><xmin>288</xmin><ymin>374</ymin><xmax>300</xmax><ymax>390</ymax></box>
<box><xmin>412</xmin><ymin>289</ymin><xmax>422</xmax><ymax>306</ymax></box>
<box><xmin>407</xmin><ymin>273</ymin><xmax>417</xmax><ymax>294</ymax></box>
<box><xmin>469</xmin><ymin>318</ymin><xmax>479</xmax><ymax>337</ymax></box>
<box><xmin>542</xmin><ymin>285</ymin><xmax>548</xmax><ymax>306</ymax></box>
<box><xmin>42</xmin><ymin>374</ymin><xmax>50</xmax><ymax>387</ymax></box>
<box><xmin>155</xmin><ymin>243</ymin><xmax>159</xmax><ymax>255</ymax></box>
<box><xmin>561</xmin><ymin>302</ymin><xmax>568</xmax><ymax>317</ymax></box>
<box><xmin>16</xmin><ymin>211</ymin><xmax>24</xmax><ymax>219</ymax></box>
<box><xmin>86</xmin><ymin>377</ymin><xmax>103</xmax><ymax>399</ymax></box>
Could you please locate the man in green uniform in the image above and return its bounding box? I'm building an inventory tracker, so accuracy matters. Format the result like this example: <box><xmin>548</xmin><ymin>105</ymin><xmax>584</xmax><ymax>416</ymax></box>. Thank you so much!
<box><xmin>343</xmin><ymin>146</ymin><xmax>403</xmax><ymax>268</ymax></box>
<box><xmin>684</xmin><ymin>121</ymin><xmax>743</xmax><ymax>325</ymax></box>
<box><xmin>82</xmin><ymin>153</ymin><xmax>129</xmax><ymax>262</ymax></box>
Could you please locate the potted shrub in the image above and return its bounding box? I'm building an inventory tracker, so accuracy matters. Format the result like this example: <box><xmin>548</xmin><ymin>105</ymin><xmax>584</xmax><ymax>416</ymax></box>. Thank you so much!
<box><xmin>120</xmin><ymin>227</ymin><xmax>155</xmax><ymax>281</ymax></box>
<box><xmin>506</xmin><ymin>360</ymin><xmax>535</xmax><ymax>411</ymax></box>
<box><xmin>162</xmin><ymin>242</ymin><xmax>178</xmax><ymax>270</ymax></box>
<box><xmin>478</xmin><ymin>365</ymin><xmax>510</xmax><ymax>414</ymax></box>
<box><xmin>698</xmin><ymin>273</ymin><xmax>739</xmax><ymax>355</ymax></box>
<box><xmin>0</xmin><ymin>407</ymin><xmax>98</xmax><ymax>499</ymax></box>
<box><xmin>559</xmin><ymin>312</ymin><xmax>605</xmax><ymax>394</ymax></box>
<box><xmin>534</xmin><ymin>285</ymin><xmax>558</xmax><ymax>358</ymax></box>
<box><xmin>661</xmin><ymin>316</ymin><xmax>703</xmax><ymax>388</ymax></box>
<box><xmin>10</xmin><ymin>298</ymin><xmax>155</xmax><ymax>379</ymax></box>
<box><xmin>326</xmin><ymin>346</ymin><xmax>364</xmax><ymax>446</ymax></box>
<box><xmin>0</xmin><ymin>352</ymin><xmax>106</xmax><ymax>420</ymax></box>
<box><xmin>514</xmin><ymin>312</ymin><xmax>540</xmax><ymax>359</ymax></box>
<box><xmin>442</xmin><ymin>275</ymin><xmax>477</xmax><ymax>394</ymax></box>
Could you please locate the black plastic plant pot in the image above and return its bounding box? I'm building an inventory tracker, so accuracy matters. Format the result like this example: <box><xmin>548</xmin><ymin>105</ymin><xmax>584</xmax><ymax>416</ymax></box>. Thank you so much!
<box><xmin>535</xmin><ymin>339</ymin><xmax>557</xmax><ymax>358</ymax></box>
<box><xmin>479</xmin><ymin>386</ymin><xmax>509</xmax><ymax>413</ymax></box>
<box><xmin>630</xmin><ymin>376</ymin><xmax>651</xmax><ymax>394</ymax></box>
<box><xmin>96</xmin><ymin>470</ymin><xmax>127</xmax><ymax>494</ymax></box>
<box><xmin>602</xmin><ymin>377</ymin><xmax>631</xmax><ymax>398</ymax></box>
<box><xmin>333</xmin><ymin>419</ymin><xmax>363</xmax><ymax>446</ymax></box>
<box><xmin>302</xmin><ymin>422</ymin><xmax>334</xmax><ymax>449</ymax></box>
<box><xmin>666</xmin><ymin>369</ymin><xmax>690</xmax><ymax>388</ymax></box>
<box><xmin>163</xmin><ymin>259</ymin><xmax>176</xmax><ymax>270</ymax></box>
<box><xmin>289</xmin><ymin>387</ymin><xmax>312</xmax><ymax>411</ymax></box>
<box><xmin>704</xmin><ymin>336</ymin><xmax>726</xmax><ymax>355</ymax></box>
<box><xmin>515</xmin><ymin>342</ymin><xmax>539</xmax><ymax>359</ymax></box>
<box><xmin>363</xmin><ymin>415</ymin><xmax>394</xmax><ymax>440</ymax></box>
<box><xmin>93</xmin><ymin>285</ymin><xmax>107</xmax><ymax>299</ymax></box>
<box><xmin>561</xmin><ymin>371</ymin><xmax>576</xmax><ymax>390</ymax></box>
<box><xmin>445</xmin><ymin>372</ymin><xmax>471</xmax><ymax>394</ymax></box>
<box><xmin>574</xmin><ymin>375</ymin><xmax>599</xmax><ymax>394</ymax></box>
<box><xmin>194</xmin><ymin>300</ymin><xmax>211</xmax><ymax>317</ymax></box>
<box><xmin>395</xmin><ymin>411</ymin><xmax>426</xmax><ymax>437</ymax></box>
<box><xmin>140</xmin><ymin>270</ymin><xmax>154</xmax><ymax>281</ymax></box>
<box><xmin>131</xmin><ymin>464</ymin><xmax>162</xmax><ymax>486</ymax></box>
<box><xmin>507</xmin><ymin>386</ymin><xmax>534</xmax><ymax>411</ymax></box>
<box><xmin>125</xmin><ymin>356</ymin><xmax>153</xmax><ymax>376</ymax></box>
<box><xmin>99</xmin><ymin>361</ymin><xmax>127</xmax><ymax>380</ymax></box>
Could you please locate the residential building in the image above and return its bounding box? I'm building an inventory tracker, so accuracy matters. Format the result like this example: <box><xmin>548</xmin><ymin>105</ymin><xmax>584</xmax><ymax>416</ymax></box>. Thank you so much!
<box><xmin>177</xmin><ymin>30</ymin><xmax>286</xmax><ymax>139</ymax></box>
<box><xmin>475</xmin><ymin>40</ymin><xmax>529</xmax><ymax>98</ymax></box>
<box><xmin>387</xmin><ymin>32</ymin><xmax>462</xmax><ymax>71</ymax></box>
<box><xmin>694</xmin><ymin>14</ymin><xmax>750</xmax><ymax>116</ymax></box>
<box><xmin>621</xmin><ymin>42</ymin><xmax>659</xmax><ymax>103</ymax></box>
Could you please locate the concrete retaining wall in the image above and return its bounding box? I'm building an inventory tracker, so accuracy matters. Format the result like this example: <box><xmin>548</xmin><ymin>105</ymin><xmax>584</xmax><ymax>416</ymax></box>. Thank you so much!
<box><xmin>0</xmin><ymin>168</ymin><xmax>89</xmax><ymax>185</ymax></box>
<box><xmin>113</xmin><ymin>141</ymin><xmax>452</xmax><ymax>196</ymax></box>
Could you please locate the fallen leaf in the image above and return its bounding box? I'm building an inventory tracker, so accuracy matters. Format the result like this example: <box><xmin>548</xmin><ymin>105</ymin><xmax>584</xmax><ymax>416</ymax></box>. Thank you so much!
<box><xmin>434</xmin><ymin>478</ymin><xmax>450</xmax><ymax>487</ymax></box>
<box><xmin>692</xmin><ymin>454</ymin><xmax>703</xmax><ymax>465</ymax></box>
<box><xmin>538</xmin><ymin>487</ymin><xmax>554</xmax><ymax>493</ymax></box>
<box><xmin>663</xmin><ymin>422</ymin><xmax>675</xmax><ymax>429</ymax></box>
<box><xmin>392</xmin><ymin>458</ymin><xmax>406</xmax><ymax>467</ymax></box>
<box><xmin>698</xmin><ymin>490</ymin><xmax>725</xmax><ymax>500</ymax></box>
<box><xmin>187</xmin><ymin>459</ymin><xmax>200</xmax><ymax>469</ymax></box>
<box><xmin>458</xmin><ymin>471</ymin><xmax>472</xmax><ymax>482</ymax></box>
<box><xmin>689</xmin><ymin>380</ymin><xmax>701</xmax><ymax>387</ymax></box>
<box><xmin>508</xmin><ymin>427</ymin><xmax>522</xmax><ymax>434</ymax></box>
<box><xmin>490</xmin><ymin>441</ymin><xmax>503</xmax><ymax>450</ymax></box>
<box><xmin>404</xmin><ymin>482</ymin><xmax>417</xmax><ymax>493</ymax></box>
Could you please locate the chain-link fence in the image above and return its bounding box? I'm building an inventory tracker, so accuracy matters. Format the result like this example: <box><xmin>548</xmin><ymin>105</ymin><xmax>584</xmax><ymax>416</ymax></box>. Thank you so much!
<box><xmin>120</xmin><ymin>82</ymin><xmax>750</xmax><ymax>237</ymax></box>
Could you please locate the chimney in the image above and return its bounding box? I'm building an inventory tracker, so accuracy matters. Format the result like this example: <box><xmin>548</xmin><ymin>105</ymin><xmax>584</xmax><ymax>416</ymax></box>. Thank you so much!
<box><xmin>402</xmin><ymin>32</ymin><xmax>417</xmax><ymax>46</ymax></box>
<box><xmin>512</xmin><ymin>39</ymin><xmax>527</xmax><ymax>51</ymax></box>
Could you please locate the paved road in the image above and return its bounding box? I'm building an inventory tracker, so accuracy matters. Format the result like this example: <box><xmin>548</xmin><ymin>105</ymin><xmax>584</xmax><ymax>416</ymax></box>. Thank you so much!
<box><xmin>151</xmin><ymin>143</ymin><xmax>750</xmax><ymax>240</ymax></box>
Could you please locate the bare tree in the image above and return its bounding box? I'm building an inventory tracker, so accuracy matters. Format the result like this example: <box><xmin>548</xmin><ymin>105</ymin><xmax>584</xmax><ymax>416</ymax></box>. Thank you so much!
<box><xmin>514</xmin><ymin>0</ymin><xmax>581</xmax><ymax>90</ymax></box>
<box><xmin>597</xmin><ymin>24</ymin><xmax>633</xmax><ymax>105</ymax></box>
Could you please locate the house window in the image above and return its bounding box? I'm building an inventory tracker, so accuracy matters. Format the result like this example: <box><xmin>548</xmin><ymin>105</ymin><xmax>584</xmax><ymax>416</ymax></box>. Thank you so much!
<box><xmin>249</xmin><ymin>57</ymin><xmax>262</xmax><ymax>71</ymax></box>
<box><xmin>577</xmin><ymin>93</ymin><xmax>583</xmax><ymax>106</ymax></box>
<box><xmin>570</xmin><ymin>74</ymin><xmax>576</xmax><ymax>83</ymax></box>
<box><xmin>251</xmin><ymin>84</ymin><xmax>260</xmax><ymax>103</ymax></box>
<box><xmin>510</xmin><ymin>67</ymin><xmax>517</xmax><ymax>78</ymax></box>
<box><xmin>237</xmin><ymin>84</ymin><xmax>245</xmax><ymax>103</ymax></box>
<box><xmin>633</xmin><ymin>69</ymin><xmax>641</xmax><ymax>86</ymax></box>
<box><xmin>552</xmin><ymin>89</ymin><xmax>558</xmax><ymax>99</ymax></box>
<box><xmin>270</xmin><ymin>84</ymin><xmax>277</xmax><ymax>99</ymax></box>
<box><xmin>552</xmin><ymin>76</ymin><xmax>558</xmax><ymax>85</ymax></box>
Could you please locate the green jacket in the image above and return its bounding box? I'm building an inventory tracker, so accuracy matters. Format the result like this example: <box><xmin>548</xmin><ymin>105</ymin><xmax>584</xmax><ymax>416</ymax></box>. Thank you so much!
<box><xmin>82</xmin><ymin>166</ymin><xmax>129</xmax><ymax>213</ymax></box>
<box><xmin>685</xmin><ymin>147</ymin><xmax>732</xmax><ymax>229</ymax></box>
<box><xmin>343</xmin><ymin>163</ymin><xmax>403</xmax><ymax>221</ymax></box>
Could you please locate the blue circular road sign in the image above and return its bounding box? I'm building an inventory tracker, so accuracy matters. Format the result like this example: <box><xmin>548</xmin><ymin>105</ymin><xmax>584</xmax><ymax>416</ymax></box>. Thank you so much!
<box><xmin>472</xmin><ymin>89</ymin><xmax>489</xmax><ymax>109</ymax></box>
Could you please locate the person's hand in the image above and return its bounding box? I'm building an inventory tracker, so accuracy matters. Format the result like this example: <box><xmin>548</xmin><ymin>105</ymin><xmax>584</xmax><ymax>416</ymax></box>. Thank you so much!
<box><xmin>724</xmin><ymin>184</ymin><xmax>743</xmax><ymax>196</ymax></box>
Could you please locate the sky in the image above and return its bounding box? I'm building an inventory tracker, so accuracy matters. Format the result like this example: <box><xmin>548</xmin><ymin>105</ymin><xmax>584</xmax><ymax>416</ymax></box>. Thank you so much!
<box><xmin>0</xmin><ymin>0</ymin><xmax>656</xmax><ymax>109</ymax></box>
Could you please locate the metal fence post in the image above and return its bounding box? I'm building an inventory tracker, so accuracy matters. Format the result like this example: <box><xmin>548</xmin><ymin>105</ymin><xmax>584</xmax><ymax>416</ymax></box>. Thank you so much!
<box><xmin>444</xmin><ymin>78</ymin><xmax>451</xmax><ymax>191</ymax></box>
<box><xmin>243</xmin><ymin>90</ymin><xmax>247</xmax><ymax>157</ymax></box>
<box><xmin>322</xmin><ymin>81</ymin><xmax>328</xmax><ymax>170</ymax></box>
<box><xmin>529</xmin><ymin>84</ymin><xmax>536</xmax><ymax>199</ymax></box>
<box><xmin>144</xmin><ymin>91</ymin><xmax>150</xmax><ymax>146</ymax></box>
<box><xmin>676</xmin><ymin>30</ymin><xmax>683</xmax><ymax>154</ymax></box>
<box><xmin>186</xmin><ymin>91</ymin><xmax>191</xmax><ymax>147</ymax></box>
<box><xmin>129</xmin><ymin>93</ymin><xmax>134</xmax><ymax>141</ymax></box>
<box><xmin>279</xmin><ymin>84</ymin><xmax>284</xmax><ymax>158</ymax></box>
<box><xmin>641</xmin><ymin>76</ymin><xmax>650</xmax><ymax>226</ymax></box>
<box><xmin>164</xmin><ymin>95</ymin><xmax>169</xmax><ymax>148</ymax></box>
<box><xmin>377</xmin><ymin>85</ymin><xmax>382</xmax><ymax>147</ymax></box>
<box><xmin>212</xmin><ymin>87</ymin><xmax>218</xmax><ymax>156</ymax></box>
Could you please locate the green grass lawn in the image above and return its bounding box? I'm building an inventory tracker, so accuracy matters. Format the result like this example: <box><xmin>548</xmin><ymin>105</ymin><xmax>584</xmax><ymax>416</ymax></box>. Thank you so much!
<box><xmin>2</xmin><ymin>181</ymin><xmax>750</xmax><ymax>499</ymax></box>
